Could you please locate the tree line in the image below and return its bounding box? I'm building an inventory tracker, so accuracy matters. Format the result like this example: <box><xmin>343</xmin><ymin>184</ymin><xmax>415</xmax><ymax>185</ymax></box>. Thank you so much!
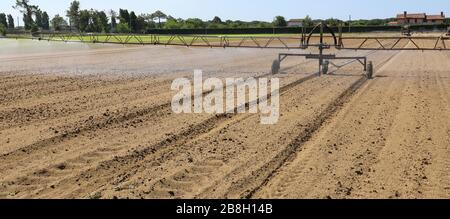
<box><xmin>1</xmin><ymin>0</ymin><xmax>342</xmax><ymax>34</ymax></box>
<box><xmin>3</xmin><ymin>0</ymin><xmax>446</xmax><ymax>35</ymax></box>
<box><xmin>66</xmin><ymin>3</ymin><xmax>275</xmax><ymax>33</ymax></box>
<box><xmin>0</xmin><ymin>9</ymin><xmax>16</xmax><ymax>35</ymax></box>
<box><xmin>2</xmin><ymin>0</ymin><xmax>51</xmax><ymax>32</ymax></box>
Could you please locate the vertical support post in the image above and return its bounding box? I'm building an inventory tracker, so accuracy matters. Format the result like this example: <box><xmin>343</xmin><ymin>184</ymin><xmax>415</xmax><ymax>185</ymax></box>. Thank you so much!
<box><xmin>363</xmin><ymin>58</ymin><xmax>367</xmax><ymax>71</ymax></box>
<box><xmin>318</xmin><ymin>22</ymin><xmax>324</xmax><ymax>76</ymax></box>
<box><xmin>301</xmin><ymin>26</ymin><xmax>305</xmax><ymax>46</ymax></box>
<box><xmin>338</xmin><ymin>24</ymin><xmax>343</xmax><ymax>48</ymax></box>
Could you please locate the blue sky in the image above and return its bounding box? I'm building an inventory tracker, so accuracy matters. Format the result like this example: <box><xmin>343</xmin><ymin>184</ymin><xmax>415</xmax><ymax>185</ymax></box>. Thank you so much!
<box><xmin>0</xmin><ymin>0</ymin><xmax>448</xmax><ymax>22</ymax></box>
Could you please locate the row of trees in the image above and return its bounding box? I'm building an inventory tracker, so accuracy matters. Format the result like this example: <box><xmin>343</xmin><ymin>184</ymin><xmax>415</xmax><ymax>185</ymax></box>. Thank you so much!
<box><xmin>164</xmin><ymin>16</ymin><xmax>273</xmax><ymax>29</ymax></box>
<box><xmin>272</xmin><ymin>16</ymin><xmax>340</xmax><ymax>27</ymax></box>
<box><xmin>8</xmin><ymin>0</ymin><xmax>446</xmax><ymax>34</ymax></box>
<box><xmin>65</xmin><ymin>1</ymin><xmax>108</xmax><ymax>32</ymax></box>
<box><xmin>65</xmin><ymin>1</ymin><xmax>166</xmax><ymax>33</ymax></box>
<box><xmin>9</xmin><ymin>0</ymin><xmax>309</xmax><ymax>33</ymax></box>
<box><xmin>0</xmin><ymin>13</ymin><xmax>15</xmax><ymax>29</ymax></box>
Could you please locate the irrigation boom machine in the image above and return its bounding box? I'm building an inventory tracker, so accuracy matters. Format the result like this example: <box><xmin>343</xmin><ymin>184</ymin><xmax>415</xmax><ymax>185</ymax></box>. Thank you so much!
<box><xmin>269</xmin><ymin>22</ymin><xmax>449</xmax><ymax>78</ymax></box>
<box><xmin>6</xmin><ymin>22</ymin><xmax>450</xmax><ymax>79</ymax></box>
<box><xmin>271</xmin><ymin>22</ymin><xmax>371</xmax><ymax>78</ymax></box>
<box><xmin>401</xmin><ymin>25</ymin><xmax>412</xmax><ymax>36</ymax></box>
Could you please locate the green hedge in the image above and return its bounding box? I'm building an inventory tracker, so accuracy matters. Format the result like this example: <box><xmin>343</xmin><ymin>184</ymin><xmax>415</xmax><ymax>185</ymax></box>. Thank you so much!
<box><xmin>5</xmin><ymin>24</ymin><xmax>448</xmax><ymax>36</ymax></box>
<box><xmin>146</xmin><ymin>24</ymin><xmax>449</xmax><ymax>35</ymax></box>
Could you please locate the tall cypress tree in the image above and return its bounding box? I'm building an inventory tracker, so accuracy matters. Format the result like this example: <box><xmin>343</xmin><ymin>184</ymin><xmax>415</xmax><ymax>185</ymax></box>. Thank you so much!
<box><xmin>66</xmin><ymin>0</ymin><xmax>80</xmax><ymax>30</ymax></box>
<box><xmin>0</xmin><ymin>13</ymin><xmax>7</xmax><ymax>28</ymax></box>
<box><xmin>119</xmin><ymin>9</ymin><xmax>130</xmax><ymax>24</ymax></box>
<box><xmin>41</xmin><ymin>11</ymin><xmax>49</xmax><ymax>30</ymax></box>
<box><xmin>35</xmin><ymin>9</ymin><xmax>43</xmax><ymax>28</ymax></box>
<box><xmin>129</xmin><ymin>11</ymin><xmax>137</xmax><ymax>32</ymax></box>
<box><xmin>23</xmin><ymin>13</ymin><xmax>33</xmax><ymax>30</ymax></box>
<box><xmin>7</xmin><ymin>14</ymin><xmax>15</xmax><ymax>28</ymax></box>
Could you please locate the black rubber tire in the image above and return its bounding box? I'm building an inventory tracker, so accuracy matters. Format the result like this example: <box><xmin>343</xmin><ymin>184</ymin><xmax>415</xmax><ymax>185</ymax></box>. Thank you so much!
<box><xmin>271</xmin><ymin>59</ymin><xmax>280</xmax><ymax>74</ymax></box>
<box><xmin>322</xmin><ymin>61</ymin><xmax>329</xmax><ymax>75</ymax></box>
<box><xmin>367</xmin><ymin>61</ymin><xmax>373</xmax><ymax>79</ymax></box>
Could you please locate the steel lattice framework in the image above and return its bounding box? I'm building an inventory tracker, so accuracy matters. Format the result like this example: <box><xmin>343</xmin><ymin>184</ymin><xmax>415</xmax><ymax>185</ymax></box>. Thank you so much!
<box><xmin>340</xmin><ymin>36</ymin><xmax>449</xmax><ymax>50</ymax></box>
<box><xmin>16</xmin><ymin>27</ymin><xmax>449</xmax><ymax>51</ymax></box>
<box><xmin>5</xmin><ymin>22</ymin><xmax>450</xmax><ymax>79</ymax></box>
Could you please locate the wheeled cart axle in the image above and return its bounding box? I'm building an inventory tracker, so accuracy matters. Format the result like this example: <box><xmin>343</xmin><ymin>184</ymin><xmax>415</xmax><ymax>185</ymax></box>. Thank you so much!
<box><xmin>272</xmin><ymin>53</ymin><xmax>373</xmax><ymax>79</ymax></box>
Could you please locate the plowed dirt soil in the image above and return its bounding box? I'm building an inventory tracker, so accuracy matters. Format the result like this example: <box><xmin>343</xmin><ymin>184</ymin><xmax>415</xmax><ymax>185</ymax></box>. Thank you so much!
<box><xmin>0</xmin><ymin>38</ymin><xmax>448</xmax><ymax>199</ymax></box>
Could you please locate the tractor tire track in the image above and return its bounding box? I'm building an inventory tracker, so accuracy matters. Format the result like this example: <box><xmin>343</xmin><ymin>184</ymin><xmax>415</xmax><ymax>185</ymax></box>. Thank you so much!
<box><xmin>230</xmin><ymin>50</ymin><xmax>403</xmax><ymax>199</ymax></box>
<box><xmin>24</xmin><ymin>49</ymin><xmax>392</xmax><ymax>198</ymax></box>
<box><xmin>0</xmin><ymin>58</ymin><xmax>325</xmax><ymax>198</ymax></box>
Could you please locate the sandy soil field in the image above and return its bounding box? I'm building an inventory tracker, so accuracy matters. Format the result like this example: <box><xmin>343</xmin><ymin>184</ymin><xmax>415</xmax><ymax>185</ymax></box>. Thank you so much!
<box><xmin>0</xmin><ymin>37</ymin><xmax>449</xmax><ymax>199</ymax></box>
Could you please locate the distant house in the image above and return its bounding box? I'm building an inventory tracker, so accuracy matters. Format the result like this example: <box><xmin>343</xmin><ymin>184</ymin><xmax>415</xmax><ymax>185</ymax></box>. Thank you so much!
<box><xmin>396</xmin><ymin>11</ymin><xmax>445</xmax><ymax>25</ymax></box>
<box><xmin>287</xmin><ymin>19</ymin><xmax>303</xmax><ymax>27</ymax></box>
<box><xmin>427</xmin><ymin>13</ymin><xmax>446</xmax><ymax>24</ymax></box>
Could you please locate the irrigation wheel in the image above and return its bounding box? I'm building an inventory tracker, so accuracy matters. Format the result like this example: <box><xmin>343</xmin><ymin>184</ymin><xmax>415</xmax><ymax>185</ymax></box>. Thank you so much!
<box><xmin>322</xmin><ymin>61</ymin><xmax>329</xmax><ymax>75</ymax></box>
<box><xmin>271</xmin><ymin>59</ymin><xmax>280</xmax><ymax>74</ymax></box>
<box><xmin>366</xmin><ymin>61</ymin><xmax>373</xmax><ymax>79</ymax></box>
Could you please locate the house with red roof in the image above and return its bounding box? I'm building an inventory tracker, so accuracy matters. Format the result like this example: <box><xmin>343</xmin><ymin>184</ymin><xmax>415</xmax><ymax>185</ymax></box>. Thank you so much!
<box><xmin>396</xmin><ymin>11</ymin><xmax>445</xmax><ymax>25</ymax></box>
